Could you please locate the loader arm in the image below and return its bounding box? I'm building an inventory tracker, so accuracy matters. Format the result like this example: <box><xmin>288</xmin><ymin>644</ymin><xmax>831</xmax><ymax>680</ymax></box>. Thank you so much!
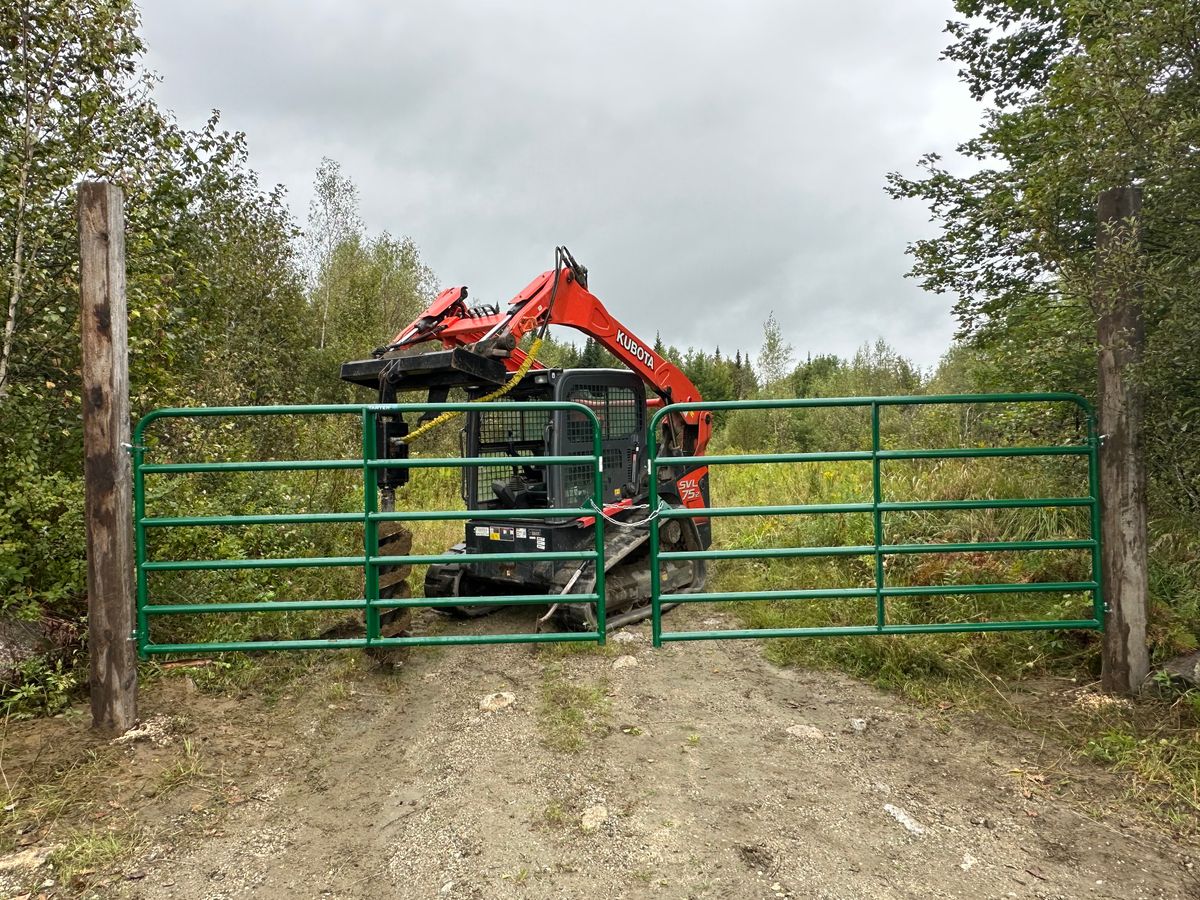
<box><xmin>379</xmin><ymin>251</ymin><xmax>711</xmax><ymax>454</ymax></box>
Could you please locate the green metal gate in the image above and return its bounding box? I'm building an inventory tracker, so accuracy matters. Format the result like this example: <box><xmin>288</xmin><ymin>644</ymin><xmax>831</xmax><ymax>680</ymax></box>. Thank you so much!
<box><xmin>647</xmin><ymin>393</ymin><xmax>1103</xmax><ymax>647</ymax></box>
<box><xmin>132</xmin><ymin>401</ymin><xmax>606</xmax><ymax>657</ymax></box>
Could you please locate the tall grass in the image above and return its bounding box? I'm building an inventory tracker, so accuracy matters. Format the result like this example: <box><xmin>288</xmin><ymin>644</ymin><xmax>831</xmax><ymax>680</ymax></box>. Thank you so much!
<box><xmin>705</xmin><ymin>456</ymin><xmax>1098</xmax><ymax>686</ymax></box>
<box><xmin>140</xmin><ymin>413</ymin><xmax>463</xmax><ymax>649</ymax></box>
<box><xmin>142</xmin><ymin>397</ymin><xmax>1197</xmax><ymax>676</ymax></box>
<box><xmin>707</xmin><ymin>395</ymin><xmax>1199</xmax><ymax>682</ymax></box>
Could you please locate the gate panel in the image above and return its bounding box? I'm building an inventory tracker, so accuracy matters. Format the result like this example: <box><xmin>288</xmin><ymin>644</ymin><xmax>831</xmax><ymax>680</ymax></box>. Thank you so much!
<box><xmin>647</xmin><ymin>393</ymin><xmax>1103</xmax><ymax>646</ymax></box>
<box><xmin>132</xmin><ymin>401</ymin><xmax>606</xmax><ymax>656</ymax></box>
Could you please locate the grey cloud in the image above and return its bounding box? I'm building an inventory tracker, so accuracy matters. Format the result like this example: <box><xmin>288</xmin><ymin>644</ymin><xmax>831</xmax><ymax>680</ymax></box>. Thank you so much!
<box><xmin>140</xmin><ymin>0</ymin><xmax>978</xmax><ymax>367</ymax></box>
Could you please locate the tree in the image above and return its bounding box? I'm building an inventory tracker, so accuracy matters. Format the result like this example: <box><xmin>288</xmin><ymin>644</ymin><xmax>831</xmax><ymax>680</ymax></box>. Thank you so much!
<box><xmin>731</xmin><ymin>349</ymin><xmax>756</xmax><ymax>399</ymax></box>
<box><xmin>887</xmin><ymin>1</ymin><xmax>1198</xmax><ymax>469</ymax></box>
<box><xmin>313</xmin><ymin>231</ymin><xmax>435</xmax><ymax>401</ymax></box>
<box><xmin>790</xmin><ymin>353</ymin><xmax>841</xmax><ymax>398</ymax></box>
<box><xmin>1</xmin><ymin>0</ymin><xmax>154</xmax><ymax>405</ymax></box>
<box><xmin>526</xmin><ymin>332</ymin><xmax>580</xmax><ymax>369</ymax></box>
<box><xmin>888</xmin><ymin>0</ymin><xmax>1199</xmax><ymax>692</ymax></box>
<box><xmin>305</xmin><ymin>158</ymin><xmax>362</xmax><ymax>351</ymax></box>
<box><xmin>680</xmin><ymin>347</ymin><xmax>734</xmax><ymax>405</ymax></box>
<box><xmin>578</xmin><ymin>337</ymin><xmax>615</xmax><ymax>368</ymax></box>
<box><xmin>756</xmin><ymin>312</ymin><xmax>793</xmax><ymax>395</ymax></box>
<box><xmin>300</xmin><ymin>161</ymin><xmax>437</xmax><ymax>400</ymax></box>
<box><xmin>138</xmin><ymin>116</ymin><xmax>311</xmax><ymax>409</ymax></box>
<box><xmin>0</xmin><ymin>2</ymin><xmax>383</xmax><ymax>636</ymax></box>
<box><xmin>722</xmin><ymin>315</ymin><xmax>798</xmax><ymax>450</ymax></box>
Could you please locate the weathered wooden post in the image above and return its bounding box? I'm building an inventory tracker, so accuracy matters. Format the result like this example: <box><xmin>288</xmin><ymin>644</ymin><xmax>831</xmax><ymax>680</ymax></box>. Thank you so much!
<box><xmin>79</xmin><ymin>181</ymin><xmax>137</xmax><ymax>732</ymax></box>
<box><xmin>1095</xmin><ymin>186</ymin><xmax>1150</xmax><ymax>695</ymax></box>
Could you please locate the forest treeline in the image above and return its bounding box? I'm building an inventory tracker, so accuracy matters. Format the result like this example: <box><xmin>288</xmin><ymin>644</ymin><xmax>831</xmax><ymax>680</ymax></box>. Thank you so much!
<box><xmin>1</xmin><ymin>1</ymin><xmax>1197</xmax><ymax>712</ymax></box>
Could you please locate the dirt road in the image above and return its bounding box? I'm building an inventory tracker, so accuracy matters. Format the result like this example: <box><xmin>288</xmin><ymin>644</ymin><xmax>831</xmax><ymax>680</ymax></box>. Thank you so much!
<box><xmin>105</xmin><ymin>607</ymin><xmax>1196</xmax><ymax>900</ymax></box>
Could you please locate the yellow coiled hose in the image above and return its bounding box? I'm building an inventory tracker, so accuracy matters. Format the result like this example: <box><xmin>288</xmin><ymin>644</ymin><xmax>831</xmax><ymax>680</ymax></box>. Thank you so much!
<box><xmin>400</xmin><ymin>336</ymin><xmax>544</xmax><ymax>445</ymax></box>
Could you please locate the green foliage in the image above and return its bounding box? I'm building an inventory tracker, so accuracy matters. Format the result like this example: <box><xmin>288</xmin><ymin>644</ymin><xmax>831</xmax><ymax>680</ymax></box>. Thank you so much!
<box><xmin>1</xmin><ymin>0</ymin><xmax>151</xmax><ymax>407</ymax></box>
<box><xmin>755</xmin><ymin>312</ymin><xmax>793</xmax><ymax>391</ymax></box>
<box><xmin>302</xmin><ymin>158</ymin><xmax>435</xmax><ymax>399</ymax></box>
<box><xmin>1080</xmin><ymin>713</ymin><xmax>1200</xmax><ymax>821</ymax></box>
<box><xmin>1146</xmin><ymin>521</ymin><xmax>1200</xmax><ymax>662</ymax></box>
<box><xmin>0</xmin><ymin>2</ymin><xmax>436</xmax><ymax>708</ymax></box>
<box><xmin>305</xmin><ymin>156</ymin><xmax>363</xmax><ymax>354</ymax></box>
<box><xmin>1</xmin><ymin>653</ymin><xmax>80</xmax><ymax>720</ymax></box>
<box><xmin>886</xmin><ymin>0</ymin><xmax>1200</xmax><ymax>518</ymax></box>
<box><xmin>0</xmin><ymin>459</ymin><xmax>87</xmax><ymax>615</ymax></box>
<box><xmin>526</xmin><ymin>332</ymin><xmax>582</xmax><ymax>369</ymax></box>
<box><xmin>719</xmin><ymin>324</ymin><xmax>927</xmax><ymax>453</ymax></box>
<box><xmin>679</xmin><ymin>346</ymin><xmax>735</xmax><ymax>405</ymax></box>
<box><xmin>577</xmin><ymin>337</ymin><xmax>616</xmax><ymax>369</ymax></box>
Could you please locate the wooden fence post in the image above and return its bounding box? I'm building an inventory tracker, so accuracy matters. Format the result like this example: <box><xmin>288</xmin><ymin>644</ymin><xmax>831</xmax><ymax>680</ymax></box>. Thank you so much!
<box><xmin>79</xmin><ymin>181</ymin><xmax>137</xmax><ymax>732</ymax></box>
<box><xmin>1095</xmin><ymin>185</ymin><xmax>1150</xmax><ymax>695</ymax></box>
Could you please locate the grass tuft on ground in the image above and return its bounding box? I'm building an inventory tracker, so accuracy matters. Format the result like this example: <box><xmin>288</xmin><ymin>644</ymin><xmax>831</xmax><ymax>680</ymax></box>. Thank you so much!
<box><xmin>537</xmin><ymin>662</ymin><xmax>611</xmax><ymax>753</ymax></box>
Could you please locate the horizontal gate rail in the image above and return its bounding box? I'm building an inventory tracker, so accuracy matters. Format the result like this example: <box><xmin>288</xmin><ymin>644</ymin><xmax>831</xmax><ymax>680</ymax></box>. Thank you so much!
<box><xmin>660</xmin><ymin>538</ymin><xmax>1096</xmax><ymax>562</ymax></box>
<box><xmin>648</xmin><ymin>392</ymin><xmax>1103</xmax><ymax>646</ymax></box>
<box><xmin>132</xmin><ymin>401</ymin><xmax>606</xmax><ymax>656</ymax></box>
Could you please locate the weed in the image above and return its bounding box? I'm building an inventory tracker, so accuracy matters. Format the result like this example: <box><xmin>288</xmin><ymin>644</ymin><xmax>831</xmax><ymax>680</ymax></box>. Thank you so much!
<box><xmin>0</xmin><ymin>745</ymin><xmax>118</xmax><ymax>854</ymax></box>
<box><xmin>538</xmin><ymin>663</ymin><xmax>610</xmax><ymax>752</ymax></box>
<box><xmin>154</xmin><ymin>737</ymin><xmax>209</xmax><ymax>796</ymax></box>
<box><xmin>503</xmin><ymin>867</ymin><xmax>531</xmax><ymax>884</ymax></box>
<box><xmin>1074</xmin><ymin>700</ymin><xmax>1200</xmax><ymax>818</ymax></box>
<box><xmin>325</xmin><ymin>681</ymin><xmax>349</xmax><ymax>702</ymax></box>
<box><xmin>50</xmin><ymin>825</ymin><xmax>141</xmax><ymax>888</ymax></box>
<box><xmin>539</xmin><ymin>639</ymin><xmax>614</xmax><ymax>659</ymax></box>
<box><xmin>1</xmin><ymin>655</ymin><xmax>81</xmax><ymax>720</ymax></box>
<box><xmin>166</xmin><ymin>648</ymin><xmax>364</xmax><ymax>706</ymax></box>
<box><xmin>1085</xmin><ymin>730</ymin><xmax>1139</xmax><ymax>764</ymax></box>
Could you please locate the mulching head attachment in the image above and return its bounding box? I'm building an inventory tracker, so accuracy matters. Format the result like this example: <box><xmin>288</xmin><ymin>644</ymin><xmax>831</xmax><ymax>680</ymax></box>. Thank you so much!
<box><xmin>340</xmin><ymin>346</ymin><xmax>509</xmax><ymax>393</ymax></box>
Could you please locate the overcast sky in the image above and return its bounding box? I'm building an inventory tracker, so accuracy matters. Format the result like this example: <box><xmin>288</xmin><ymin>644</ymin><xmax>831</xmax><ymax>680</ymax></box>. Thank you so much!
<box><xmin>139</xmin><ymin>1</ymin><xmax>980</xmax><ymax>369</ymax></box>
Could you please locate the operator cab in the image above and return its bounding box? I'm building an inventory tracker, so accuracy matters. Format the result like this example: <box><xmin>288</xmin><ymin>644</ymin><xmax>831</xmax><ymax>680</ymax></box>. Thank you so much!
<box><xmin>463</xmin><ymin>368</ymin><xmax>645</xmax><ymax>514</ymax></box>
<box><xmin>444</xmin><ymin>367</ymin><xmax>646</xmax><ymax>591</ymax></box>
